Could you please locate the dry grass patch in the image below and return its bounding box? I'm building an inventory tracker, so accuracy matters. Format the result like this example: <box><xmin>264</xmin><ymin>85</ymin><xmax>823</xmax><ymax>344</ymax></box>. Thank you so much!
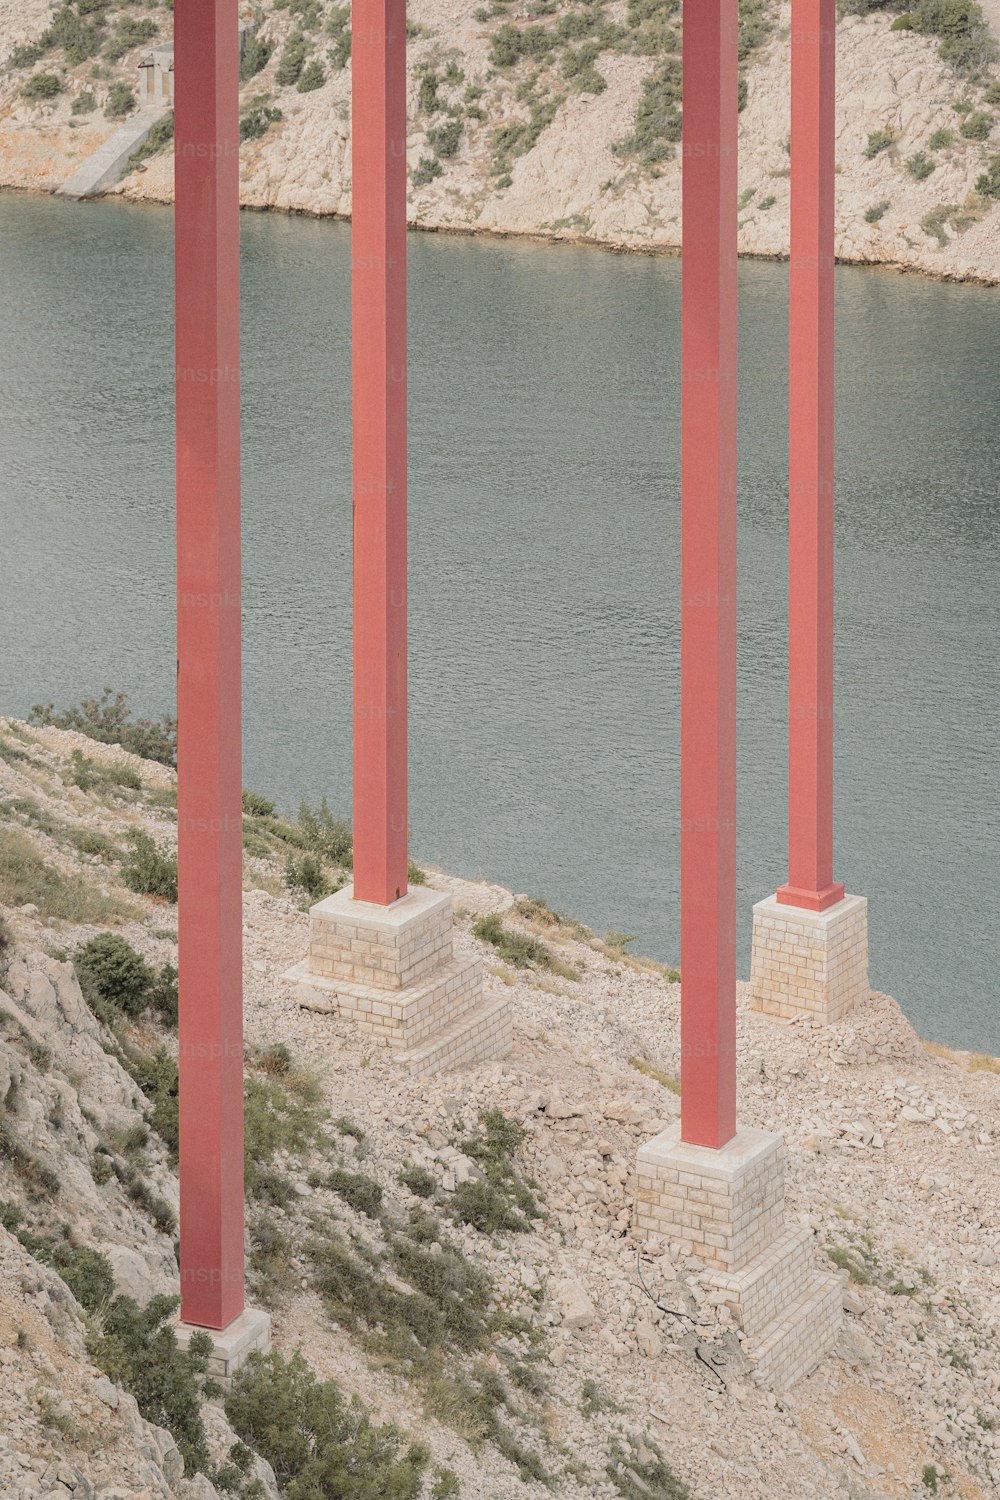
<box><xmin>628</xmin><ymin>1055</ymin><xmax>680</xmax><ymax>1095</ymax></box>
<box><xmin>0</xmin><ymin>826</ymin><xmax>138</xmax><ymax>926</ymax></box>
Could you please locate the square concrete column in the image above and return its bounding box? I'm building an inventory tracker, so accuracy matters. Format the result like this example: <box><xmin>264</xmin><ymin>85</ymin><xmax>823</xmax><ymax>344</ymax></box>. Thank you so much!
<box><xmin>750</xmin><ymin>892</ymin><xmax>868</xmax><ymax>1022</ymax></box>
<box><xmin>283</xmin><ymin>885</ymin><xmax>511</xmax><ymax>1077</ymax></box>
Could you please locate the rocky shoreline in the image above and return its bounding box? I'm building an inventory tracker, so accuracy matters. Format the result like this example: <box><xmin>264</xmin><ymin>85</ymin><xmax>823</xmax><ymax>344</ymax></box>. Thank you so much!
<box><xmin>3</xmin><ymin>2</ymin><xmax>1000</xmax><ymax>286</ymax></box>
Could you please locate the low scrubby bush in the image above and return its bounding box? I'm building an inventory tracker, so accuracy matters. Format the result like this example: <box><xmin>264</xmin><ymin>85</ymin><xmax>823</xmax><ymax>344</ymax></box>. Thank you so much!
<box><xmin>226</xmin><ymin>1350</ymin><xmax>429</xmax><ymax>1499</ymax></box>
<box><xmin>976</xmin><ymin>152</ymin><xmax>1000</xmax><ymax>194</ymax></box>
<box><xmin>75</xmin><ymin>933</ymin><xmax>155</xmax><ymax>1018</ymax></box>
<box><xmin>105</xmin><ymin>82</ymin><xmax>136</xmax><ymax>118</ymax></box>
<box><xmin>122</xmin><ymin>831</ymin><xmax>177</xmax><ymax>901</ymax></box>
<box><xmin>865</xmin><ymin>128</ymin><xmax>894</xmax><ymax>157</ymax></box>
<box><xmin>21</xmin><ymin>73</ymin><xmax>63</xmax><ymax>102</ymax></box>
<box><xmin>30</xmin><ymin>691</ymin><xmax>176</xmax><ymax>765</ymax></box>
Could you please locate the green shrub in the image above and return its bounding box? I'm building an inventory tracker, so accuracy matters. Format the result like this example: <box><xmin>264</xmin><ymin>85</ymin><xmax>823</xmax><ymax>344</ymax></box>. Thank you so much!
<box><xmin>960</xmin><ymin>108</ymin><xmax>993</xmax><ymax>137</ymax></box>
<box><xmin>241</xmin><ymin>33</ymin><xmax>273</xmax><ymax>81</ymax></box>
<box><xmin>10</xmin><ymin>1224</ymin><xmax>115</xmax><ymax>1312</ymax></box>
<box><xmin>451</xmin><ymin>1178</ymin><xmax>530</xmax><ymax>1235</ymax></box>
<box><xmin>985</xmin><ymin>81</ymin><xmax>1000</xmax><ymax>105</ymax></box>
<box><xmin>116</xmin><ymin>1041</ymin><xmax>179</xmax><ymax>1153</ymax></box>
<box><xmin>614</xmin><ymin>55</ymin><xmax>682</xmax><ymax>163</ymax></box>
<box><xmin>105</xmin><ymin>82</ymin><xmax>136</xmax><ymax>118</ymax></box>
<box><xmin>606</xmin><ymin>1436</ymin><xmax>692</xmax><ymax>1499</ymax></box>
<box><xmin>297</xmin><ymin>800</ymin><xmax>352</xmax><ymax>865</ymax></box>
<box><xmin>428</xmin><ymin>118</ymin><xmax>463</xmax><ymax>157</ymax></box>
<box><xmin>148</xmin><ymin>962</ymin><xmax>178</xmax><ymax>1026</ymax></box>
<box><xmin>21</xmin><ymin>73</ymin><xmax>64</xmax><ymax>102</ymax></box>
<box><xmin>418</xmin><ymin>68</ymin><xmax>443</xmax><ymax>111</ymax></box>
<box><xmin>10</xmin><ymin>42</ymin><xmax>47</xmax><ymax>68</ymax></box>
<box><xmin>241</xmin><ymin>103</ymin><xmax>283</xmax><ymax>141</ymax></box>
<box><xmin>413</xmin><ymin>155</ymin><xmax>443</xmax><ymax>186</ymax></box>
<box><xmin>865</xmin><ymin>128</ymin><xmax>894</xmax><ymax>157</ymax></box>
<box><xmin>328</xmin><ymin>25</ymin><xmax>351</xmax><ymax>70</ymax></box>
<box><xmin>70</xmin><ymin>747</ymin><xmax>141</xmax><ymax>793</ymax></box>
<box><xmin>122</xmin><ymin>831</ymin><xmax>177</xmax><ymax>901</ymax></box>
<box><xmin>40</xmin><ymin>5</ymin><xmax>106</xmax><ymax>65</ymax></box>
<box><xmin>452</xmin><ymin>1109</ymin><xmax>540</xmax><ymax>1234</ymax></box>
<box><xmin>87</xmin><ymin>1293</ymin><xmax>212</xmax><ymax>1473</ymax></box>
<box><xmin>0</xmin><ymin>913</ymin><xmax>12</xmax><ymax>975</ymax></box>
<box><xmin>75</xmin><ymin>934</ymin><xmax>155</xmax><ymax>1019</ymax></box>
<box><xmin>30</xmin><ymin>691</ymin><xmax>177</xmax><ymax>766</ymax></box>
<box><xmin>226</xmin><ymin>1350</ymin><xmax>429</xmax><ymax>1499</ymax></box>
<box><xmin>285</xmin><ymin>852</ymin><xmax>332</xmax><ymax>902</ymax></box>
<box><xmin>326</xmin><ymin>1168</ymin><xmax>383</xmax><ymax>1218</ymax></box>
<box><xmin>91</xmin><ymin>1148</ymin><xmax>115</xmax><ymax>1184</ymax></box>
<box><xmin>244</xmin><ymin>1071</ymin><xmax>326</xmax><ymax>1200</ymax></box>
<box><xmin>563</xmin><ymin>42</ymin><xmax>607</xmax><ymax>95</ymax></box>
<box><xmin>242</xmin><ymin>791</ymin><xmax>276</xmax><ymax>818</ymax></box>
<box><xmin>907</xmin><ymin>149</ymin><xmax>936</xmax><ymax>178</ymax></box>
<box><xmin>276</xmin><ymin>29</ymin><xmax>308</xmax><ymax>86</ymax></box>
<box><xmin>929</xmin><ymin>125</ymin><xmax>955</xmax><ymax>147</ymax></box>
<box><xmin>865</xmin><ymin>198</ymin><xmax>890</xmax><ymax>221</ymax></box>
<box><xmin>128</xmin><ymin>114</ymin><xmax>174</xmax><ymax>173</ymax></box>
<box><xmin>104</xmin><ymin>16</ymin><xmax>157</xmax><ymax>62</ymax></box>
<box><xmin>297</xmin><ymin>58</ymin><xmax>325</xmax><ymax>91</ymax></box>
<box><xmin>68</xmin><ymin>826</ymin><xmax>118</xmax><ymax>859</ymax></box>
<box><xmin>976</xmin><ymin>151</ymin><xmax>1000</xmax><ymax>193</ymax></box>
<box><xmin>399</xmin><ymin>1165</ymin><xmax>437</xmax><ymax>1198</ymax></box>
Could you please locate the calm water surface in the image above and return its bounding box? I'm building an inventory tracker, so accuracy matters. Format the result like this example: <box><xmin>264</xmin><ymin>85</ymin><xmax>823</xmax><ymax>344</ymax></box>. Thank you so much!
<box><xmin>1</xmin><ymin>195</ymin><xmax>997</xmax><ymax>1050</ymax></box>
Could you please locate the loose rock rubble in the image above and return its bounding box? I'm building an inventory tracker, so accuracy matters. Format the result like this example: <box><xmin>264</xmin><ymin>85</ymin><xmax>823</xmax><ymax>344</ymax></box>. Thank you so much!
<box><xmin>1</xmin><ymin>718</ymin><xmax>999</xmax><ymax>1499</ymax></box>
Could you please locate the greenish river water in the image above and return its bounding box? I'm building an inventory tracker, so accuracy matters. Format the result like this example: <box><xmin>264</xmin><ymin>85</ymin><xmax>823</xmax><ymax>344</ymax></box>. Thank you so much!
<box><xmin>1</xmin><ymin>195</ymin><xmax>997</xmax><ymax>1050</ymax></box>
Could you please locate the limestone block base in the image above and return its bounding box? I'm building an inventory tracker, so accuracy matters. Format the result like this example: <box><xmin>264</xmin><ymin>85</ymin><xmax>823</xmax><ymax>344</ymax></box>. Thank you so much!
<box><xmin>634</xmin><ymin>1126</ymin><xmax>842</xmax><ymax>1389</ymax></box>
<box><xmin>283</xmin><ymin>883</ymin><xmax>511</xmax><ymax>1078</ymax></box>
<box><xmin>174</xmin><ymin>1306</ymin><xmax>270</xmax><ymax>1387</ymax></box>
<box><xmin>636</xmin><ymin>1125</ymin><xmax>785</xmax><ymax>1272</ymax></box>
<box><xmin>750</xmin><ymin>893</ymin><xmax>868</xmax><ymax>1023</ymax></box>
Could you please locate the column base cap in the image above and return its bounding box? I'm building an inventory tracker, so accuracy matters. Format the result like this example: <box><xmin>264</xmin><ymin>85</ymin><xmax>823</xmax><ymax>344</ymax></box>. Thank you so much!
<box><xmin>775</xmin><ymin>880</ymin><xmax>845</xmax><ymax>912</ymax></box>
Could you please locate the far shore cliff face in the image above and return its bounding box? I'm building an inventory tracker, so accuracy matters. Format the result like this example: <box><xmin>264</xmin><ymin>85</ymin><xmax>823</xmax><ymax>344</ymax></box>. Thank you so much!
<box><xmin>2</xmin><ymin>0</ymin><xmax>1000</xmax><ymax>282</ymax></box>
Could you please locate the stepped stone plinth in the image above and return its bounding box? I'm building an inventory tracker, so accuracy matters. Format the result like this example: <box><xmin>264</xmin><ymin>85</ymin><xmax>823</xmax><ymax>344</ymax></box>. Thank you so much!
<box><xmin>282</xmin><ymin>884</ymin><xmax>511</xmax><ymax>1077</ymax></box>
<box><xmin>749</xmin><ymin>893</ymin><xmax>869</xmax><ymax>1023</ymax></box>
<box><xmin>636</xmin><ymin>1125</ymin><xmax>842</xmax><ymax>1390</ymax></box>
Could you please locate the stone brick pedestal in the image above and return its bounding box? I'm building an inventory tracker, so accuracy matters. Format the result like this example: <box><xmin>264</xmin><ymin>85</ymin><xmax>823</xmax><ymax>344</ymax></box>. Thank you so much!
<box><xmin>174</xmin><ymin>1306</ymin><xmax>270</xmax><ymax>1387</ymax></box>
<box><xmin>749</xmin><ymin>893</ymin><xmax>868</xmax><ymax>1023</ymax></box>
<box><xmin>282</xmin><ymin>884</ymin><xmax>511</xmax><ymax>1077</ymax></box>
<box><xmin>636</xmin><ymin>1124</ymin><xmax>842</xmax><ymax>1389</ymax></box>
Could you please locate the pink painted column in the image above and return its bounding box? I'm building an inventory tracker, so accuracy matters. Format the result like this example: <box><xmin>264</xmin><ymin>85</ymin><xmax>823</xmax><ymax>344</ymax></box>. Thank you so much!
<box><xmin>175</xmin><ymin>0</ymin><xmax>245</xmax><ymax>1330</ymax></box>
<box><xmin>679</xmin><ymin>0</ymin><xmax>739</xmax><ymax>1149</ymax></box>
<box><xmin>352</xmin><ymin>0</ymin><xmax>409</xmax><ymax>906</ymax></box>
<box><xmin>777</xmin><ymin>0</ymin><xmax>844</xmax><ymax>914</ymax></box>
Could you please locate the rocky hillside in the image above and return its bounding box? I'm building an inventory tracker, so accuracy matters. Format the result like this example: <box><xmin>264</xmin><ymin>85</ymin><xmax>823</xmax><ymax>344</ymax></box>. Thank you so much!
<box><xmin>2</xmin><ymin>0</ymin><xmax>1000</xmax><ymax>281</ymax></box>
<box><xmin>1</xmin><ymin>706</ymin><xmax>1000</xmax><ymax>1499</ymax></box>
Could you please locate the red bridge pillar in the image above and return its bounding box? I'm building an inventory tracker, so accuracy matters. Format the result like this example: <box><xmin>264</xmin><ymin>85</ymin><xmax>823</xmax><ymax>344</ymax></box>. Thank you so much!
<box><xmin>779</xmin><ymin>0</ymin><xmax>843</xmax><ymax>916</ymax></box>
<box><xmin>352</xmin><ymin>0</ymin><xmax>409</xmax><ymax>906</ymax></box>
<box><xmin>638</xmin><ymin>4</ymin><xmax>848</xmax><ymax>1384</ymax></box>
<box><xmin>750</xmin><ymin>0</ymin><xmax>869</xmax><ymax>1024</ymax></box>
<box><xmin>679</xmin><ymin>0</ymin><xmax>739</xmax><ymax>1150</ymax></box>
<box><xmin>174</xmin><ymin>0</ymin><xmax>245</xmax><ymax>1334</ymax></box>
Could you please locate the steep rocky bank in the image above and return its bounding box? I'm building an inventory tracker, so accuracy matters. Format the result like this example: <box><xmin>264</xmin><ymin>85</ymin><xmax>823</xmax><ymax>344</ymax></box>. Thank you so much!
<box><xmin>2</xmin><ymin>1</ymin><xmax>1000</xmax><ymax>282</ymax></box>
<box><xmin>1</xmin><ymin>713</ymin><xmax>999</xmax><ymax>1499</ymax></box>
